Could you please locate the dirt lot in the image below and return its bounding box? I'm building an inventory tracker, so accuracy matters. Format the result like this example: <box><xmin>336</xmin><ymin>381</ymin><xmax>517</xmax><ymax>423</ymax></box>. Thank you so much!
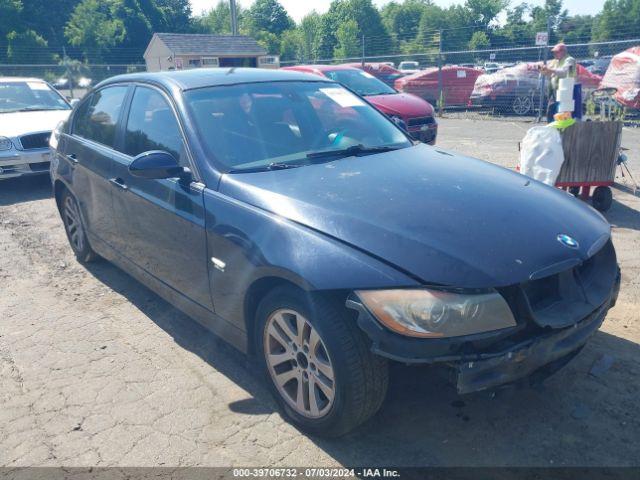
<box><xmin>1</xmin><ymin>118</ymin><xmax>639</xmax><ymax>467</ymax></box>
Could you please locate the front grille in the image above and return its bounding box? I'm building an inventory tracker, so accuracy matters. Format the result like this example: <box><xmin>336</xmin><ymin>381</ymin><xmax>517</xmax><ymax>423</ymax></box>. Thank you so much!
<box><xmin>19</xmin><ymin>132</ymin><xmax>50</xmax><ymax>150</ymax></box>
<box><xmin>519</xmin><ymin>239</ymin><xmax>617</xmax><ymax>328</ymax></box>
<box><xmin>407</xmin><ymin>116</ymin><xmax>435</xmax><ymax>127</ymax></box>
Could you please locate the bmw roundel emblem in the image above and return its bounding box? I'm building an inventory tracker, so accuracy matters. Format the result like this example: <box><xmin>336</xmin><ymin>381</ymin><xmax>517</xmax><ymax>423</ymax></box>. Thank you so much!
<box><xmin>557</xmin><ymin>234</ymin><xmax>579</xmax><ymax>249</ymax></box>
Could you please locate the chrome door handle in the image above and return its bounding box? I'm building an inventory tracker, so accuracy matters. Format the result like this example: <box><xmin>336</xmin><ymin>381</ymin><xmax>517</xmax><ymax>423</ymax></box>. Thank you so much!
<box><xmin>66</xmin><ymin>153</ymin><xmax>78</xmax><ymax>164</ymax></box>
<box><xmin>109</xmin><ymin>177</ymin><xmax>128</xmax><ymax>191</ymax></box>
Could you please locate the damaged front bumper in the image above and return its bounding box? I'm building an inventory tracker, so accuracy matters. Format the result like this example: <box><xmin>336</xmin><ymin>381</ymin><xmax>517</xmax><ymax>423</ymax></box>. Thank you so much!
<box><xmin>347</xmin><ymin>268</ymin><xmax>620</xmax><ymax>394</ymax></box>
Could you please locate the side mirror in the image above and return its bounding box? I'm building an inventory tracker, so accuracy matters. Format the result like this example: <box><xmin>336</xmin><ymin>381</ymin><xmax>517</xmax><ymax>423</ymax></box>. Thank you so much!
<box><xmin>128</xmin><ymin>150</ymin><xmax>188</xmax><ymax>180</ymax></box>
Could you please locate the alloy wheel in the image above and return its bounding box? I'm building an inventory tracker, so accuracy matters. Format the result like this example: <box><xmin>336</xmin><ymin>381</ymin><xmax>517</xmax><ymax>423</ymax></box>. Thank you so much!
<box><xmin>264</xmin><ymin>308</ymin><xmax>336</xmax><ymax>418</ymax></box>
<box><xmin>63</xmin><ymin>195</ymin><xmax>85</xmax><ymax>252</ymax></box>
<box><xmin>512</xmin><ymin>95</ymin><xmax>533</xmax><ymax>115</ymax></box>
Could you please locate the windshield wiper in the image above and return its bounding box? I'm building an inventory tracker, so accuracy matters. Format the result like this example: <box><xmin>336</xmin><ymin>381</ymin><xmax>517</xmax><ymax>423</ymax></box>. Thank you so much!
<box><xmin>228</xmin><ymin>162</ymin><xmax>301</xmax><ymax>173</ymax></box>
<box><xmin>306</xmin><ymin>144</ymin><xmax>401</xmax><ymax>160</ymax></box>
<box><xmin>14</xmin><ymin>107</ymin><xmax>64</xmax><ymax>112</ymax></box>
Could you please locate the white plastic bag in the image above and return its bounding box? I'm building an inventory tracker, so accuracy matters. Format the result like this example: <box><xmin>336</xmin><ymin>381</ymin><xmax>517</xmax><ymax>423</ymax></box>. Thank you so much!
<box><xmin>519</xmin><ymin>126</ymin><xmax>565</xmax><ymax>186</ymax></box>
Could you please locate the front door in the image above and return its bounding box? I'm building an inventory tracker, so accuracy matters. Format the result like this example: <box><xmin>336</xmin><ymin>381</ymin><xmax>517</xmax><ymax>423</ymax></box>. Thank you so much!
<box><xmin>110</xmin><ymin>85</ymin><xmax>212</xmax><ymax>310</ymax></box>
<box><xmin>66</xmin><ymin>85</ymin><xmax>129</xmax><ymax>248</ymax></box>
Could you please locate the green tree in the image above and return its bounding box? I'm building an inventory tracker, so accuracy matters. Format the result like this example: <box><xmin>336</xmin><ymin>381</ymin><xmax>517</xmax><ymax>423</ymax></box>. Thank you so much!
<box><xmin>64</xmin><ymin>0</ymin><xmax>126</xmax><ymax>60</ymax></box>
<box><xmin>465</xmin><ymin>0</ymin><xmax>509</xmax><ymax>28</ymax></box>
<box><xmin>592</xmin><ymin>0</ymin><xmax>640</xmax><ymax>41</ymax></box>
<box><xmin>299</xmin><ymin>11</ymin><xmax>322</xmax><ymax>62</ymax></box>
<box><xmin>318</xmin><ymin>0</ymin><xmax>392</xmax><ymax>58</ymax></box>
<box><xmin>155</xmin><ymin>0</ymin><xmax>192</xmax><ymax>32</ymax></box>
<box><xmin>194</xmin><ymin>0</ymin><xmax>245</xmax><ymax>34</ymax></box>
<box><xmin>381</xmin><ymin>0</ymin><xmax>431</xmax><ymax>42</ymax></box>
<box><xmin>334</xmin><ymin>19</ymin><xmax>361</xmax><ymax>59</ymax></box>
<box><xmin>245</xmin><ymin>0</ymin><xmax>294</xmax><ymax>36</ymax></box>
<box><xmin>468</xmin><ymin>30</ymin><xmax>490</xmax><ymax>50</ymax></box>
<box><xmin>6</xmin><ymin>30</ymin><xmax>53</xmax><ymax>63</ymax></box>
<box><xmin>280</xmin><ymin>29</ymin><xmax>303</xmax><ymax>62</ymax></box>
<box><xmin>20</xmin><ymin>0</ymin><xmax>78</xmax><ymax>45</ymax></box>
<box><xmin>0</xmin><ymin>0</ymin><xmax>22</xmax><ymax>40</ymax></box>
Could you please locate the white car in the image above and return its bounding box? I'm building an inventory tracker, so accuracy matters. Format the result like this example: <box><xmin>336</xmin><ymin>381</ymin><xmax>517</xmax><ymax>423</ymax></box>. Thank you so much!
<box><xmin>398</xmin><ymin>61</ymin><xmax>420</xmax><ymax>74</ymax></box>
<box><xmin>0</xmin><ymin>77</ymin><xmax>72</xmax><ymax>179</ymax></box>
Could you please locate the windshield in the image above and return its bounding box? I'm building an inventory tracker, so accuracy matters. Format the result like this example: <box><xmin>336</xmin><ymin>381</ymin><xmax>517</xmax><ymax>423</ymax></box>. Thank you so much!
<box><xmin>323</xmin><ymin>70</ymin><xmax>395</xmax><ymax>96</ymax></box>
<box><xmin>0</xmin><ymin>81</ymin><xmax>70</xmax><ymax>113</ymax></box>
<box><xmin>185</xmin><ymin>81</ymin><xmax>411</xmax><ymax>173</ymax></box>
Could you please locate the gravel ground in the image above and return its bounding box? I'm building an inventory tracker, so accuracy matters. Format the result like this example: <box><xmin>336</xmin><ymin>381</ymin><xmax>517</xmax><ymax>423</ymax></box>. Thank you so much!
<box><xmin>0</xmin><ymin>118</ymin><xmax>639</xmax><ymax>467</ymax></box>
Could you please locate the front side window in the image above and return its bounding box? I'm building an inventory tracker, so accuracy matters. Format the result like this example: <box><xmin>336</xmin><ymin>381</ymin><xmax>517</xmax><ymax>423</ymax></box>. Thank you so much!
<box><xmin>0</xmin><ymin>81</ymin><xmax>70</xmax><ymax>113</ymax></box>
<box><xmin>123</xmin><ymin>87</ymin><xmax>185</xmax><ymax>163</ymax></box>
<box><xmin>323</xmin><ymin>70</ymin><xmax>395</xmax><ymax>96</ymax></box>
<box><xmin>185</xmin><ymin>81</ymin><xmax>411</xmax><ymax>173</ymax></box>
<box><xmin>73</xmin><ymin>86</ymin><xmax>127</xmax><ymax>148</ymax></box>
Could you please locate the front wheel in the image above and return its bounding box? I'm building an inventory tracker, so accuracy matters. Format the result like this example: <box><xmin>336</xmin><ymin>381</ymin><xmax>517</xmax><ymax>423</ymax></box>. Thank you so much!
<box><xmin>60</xmin><ymin>190</ymin><xmax>98</xmax><ymax>263</ymax></box>
<box><xmin>256</xmin><ymin>286</ymin><xmax>388</xmax><ymax>437</ymax></box>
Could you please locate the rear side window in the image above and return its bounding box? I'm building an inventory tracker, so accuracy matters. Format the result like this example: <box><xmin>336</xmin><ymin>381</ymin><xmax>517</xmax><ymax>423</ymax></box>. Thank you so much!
<box><xmin>74</xmin><ymin>86</ymin><xmax>128</xmax><ymax>148</ymax></box>
<box><xmin>123</xmin><ymin>87</ymin><xmax>185</xmax><ymax>163</ymax></box>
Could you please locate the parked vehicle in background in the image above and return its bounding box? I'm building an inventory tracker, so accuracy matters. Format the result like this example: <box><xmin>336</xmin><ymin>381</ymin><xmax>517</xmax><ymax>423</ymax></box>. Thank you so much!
<box><xmin>483</xmin><ymin>62</ymin><xmax>501</xmax><ymax>74</ymax></box>
<box><xmin>0</xmin><ymin>77</ymin><xmax>72</xmax><ymax>179</ymax></box>
<box><xmin>51</xmin><ymin>68</ymin><xmax>620</xmax><ymax>437</ymax></box>
<box><xmin>589</xmin><ymin>56</ymin><xmax>613</xmax><ymax>76</ymax></box>
<box><xmin>470</xmin><ymin>62</ymin><xmax>602</xmax><ymax>116</ymax></box>
<box><xmin>395</xmin><ymin>66</ymin><xmax>483</xmax><ymax>107</ymax></box>
<box><xmin>600</xmin><ymin>47</ymin><xmax>640</xmax><ymax>111</ymax></box>
<box><xmin>282</xmin><ymin>65</ymin><xmax>437</xmax><ymax>144</ymax></box>
<box><xmin>342</xmin><ymin>62</ymin><xmax>405</xmax><ymax>87</ymax></box>
<box><xmin>398</xmin><ymin>61</ymin><xmax>420</xmax><ymax>74</ymax></box>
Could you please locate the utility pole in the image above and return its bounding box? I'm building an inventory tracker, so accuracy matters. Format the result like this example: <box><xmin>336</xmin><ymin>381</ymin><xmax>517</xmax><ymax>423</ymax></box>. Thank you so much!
<box><xmin>62</xmin><ymin>46</ymin><xmax>74</xmax><ymax>99</ymax></box>
<box><xmin>536</xmin><ymin>16</ymin><xmax>552</xmax><ymax>123</ymax></box>
<box><xmin>229</xmin><ymin>0</ymin><xmax>238</xmax><ymax>35</ymax></box>
<box><xmin>437</xmin><ymin>30</ymin><xmax>443</xmax><ymax>117</ymax></box>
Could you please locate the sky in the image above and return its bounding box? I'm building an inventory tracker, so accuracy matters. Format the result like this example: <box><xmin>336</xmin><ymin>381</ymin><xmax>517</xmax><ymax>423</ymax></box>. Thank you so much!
<box><xmin>189</xmin><ymin>0</ymin><xmax>604</xmax><ymax>22</ymax></box>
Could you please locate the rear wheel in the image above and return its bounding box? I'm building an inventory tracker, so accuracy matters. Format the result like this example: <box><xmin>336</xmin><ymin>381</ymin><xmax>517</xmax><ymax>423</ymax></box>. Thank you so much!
<box><xmin>60</xmin><ymin>190</ymin><xmax>98</xmax><ymax>263</ymax></box>
<box><xmin>512</xmin><ymin>94</ymin><xmax>533</xmax><ymax>116</ymax></box>
<box><xmin>256</xmin><ymin>286</ymin><xmax>388</xmax><ymax>437</ymax></box>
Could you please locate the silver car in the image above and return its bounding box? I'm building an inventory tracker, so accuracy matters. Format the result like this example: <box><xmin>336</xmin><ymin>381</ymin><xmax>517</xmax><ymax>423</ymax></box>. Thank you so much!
<box><xmin>0</xmin><ymin>77</ymin><xmax>72</xmax><ymax>179</ymax></box>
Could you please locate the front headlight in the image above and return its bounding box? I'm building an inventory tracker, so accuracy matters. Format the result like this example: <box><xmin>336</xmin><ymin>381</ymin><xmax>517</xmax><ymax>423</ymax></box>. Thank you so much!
<box><xmin>356</xmin><ymin>288</ymin><xmax>516</xmax><ymax>338</ymax></box>
<box><xmin>0</xmin><ymin>136</ymin><xmax>14</xmax><ymax>151</ymax></box>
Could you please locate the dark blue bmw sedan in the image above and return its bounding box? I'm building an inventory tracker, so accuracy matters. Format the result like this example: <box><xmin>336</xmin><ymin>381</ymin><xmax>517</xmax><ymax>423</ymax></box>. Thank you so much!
<box><xmin>50</xmin><ymin>68</ymin><xmax>620</xmax><ymax>436</ymax></box>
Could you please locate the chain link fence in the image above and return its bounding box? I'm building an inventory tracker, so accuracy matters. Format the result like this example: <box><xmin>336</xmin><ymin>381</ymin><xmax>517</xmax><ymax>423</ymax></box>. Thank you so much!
<box><xmin>282</xmin><ymin>33</ymin><xmax>640</xmax><ymax>122</ymax></box>
<box><xmin>0</xmin><ymin>63</ymin><xmax>146</xmax><ymax>99</ymax></box>
<box><xmin>2</xmin><ymin>33</ymin><xmax>639</xmax><ymax>121</ymax></box>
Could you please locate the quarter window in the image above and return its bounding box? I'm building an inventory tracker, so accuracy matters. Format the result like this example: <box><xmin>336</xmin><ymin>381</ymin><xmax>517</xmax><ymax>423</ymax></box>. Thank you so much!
<box><xmin>123</xmin><ymin>87</ymin><xmax>185</xmax><ymax>163</ymax></box>
<box><xmin>73</xmin><ymin>86</ymin><xmax>128</xmax><ymax>148</ymax></box>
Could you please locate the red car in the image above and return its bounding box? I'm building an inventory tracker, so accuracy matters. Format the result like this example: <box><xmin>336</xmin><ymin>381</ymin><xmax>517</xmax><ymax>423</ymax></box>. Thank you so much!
<box><xmin>470</xmin><ymin>63</ymin><xmax>603</xmax><ymax>116</ymax></box>
<box><xmin>341</xmin><ymin>62</ymin><xmax>405</xmax><ymax>87</ymax></box>
<box><xmin>394</xmin><ymin>66</ymin><xmax>483</xmax><ymax>107</ymax></box>
<box><xmin>281</xmin><ymin>64</ymin><xmax>437</xmax><ymax>144</ymax></box>
<box><xmin>601</xmin><ymin>46</ymin><xmax>640</xmax><ymax>110</ymax></box>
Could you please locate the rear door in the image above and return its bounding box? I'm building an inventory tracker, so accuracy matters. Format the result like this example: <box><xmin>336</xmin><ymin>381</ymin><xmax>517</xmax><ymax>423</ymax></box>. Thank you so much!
<box><xmin>65</xmin><ymin>85</ymin><xmax>129</xmax><ymax>248</ymax></box>
<box><xmin>110</xmin><ymin>85</ymin><xmax>212</xmax><ymax>310</ymax></box>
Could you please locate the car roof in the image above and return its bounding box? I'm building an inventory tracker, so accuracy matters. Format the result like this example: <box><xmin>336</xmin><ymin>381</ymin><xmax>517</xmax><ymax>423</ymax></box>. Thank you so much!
<box><xmin>284</xmin><ymin>64</ymin><xmax>358</xmax><ymax>72</ymax></box>
<box><xmin>96</xmin><ymin>68</ymin><xmax>332</xmax><ymax>91</ymax></box>
<box><xmin>0</xmin><ymin>77</ymin><xmax>47</xmax><ymax>83</ymax></box>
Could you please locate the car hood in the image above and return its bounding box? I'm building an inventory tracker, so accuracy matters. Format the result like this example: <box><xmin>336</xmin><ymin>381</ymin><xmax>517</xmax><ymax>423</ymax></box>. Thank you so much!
<box><xmin>220</xmin><ymin>145</ymin><xmax>611</xmax><ymax>288</ymax></box>
<box><xmin>366</xmin><ymin>92</ymin><xmax>434</xmax><ymax>117</ymax></box>
<box><xmin>0</xmin><ymin>110</ymin><xmax>71</xmax><ymax>138</ymax></box>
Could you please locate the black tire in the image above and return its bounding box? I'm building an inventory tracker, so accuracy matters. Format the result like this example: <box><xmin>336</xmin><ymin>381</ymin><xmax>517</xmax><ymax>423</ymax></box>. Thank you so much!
<box><xmin>59</xmin><ymin>189</ymin><xmax>99</xmax><ymax>263</ymax></box>
<box><xmin>568</xmin><ymin>186</ymin><xmax>581</xmax><ymax>197</ymax></box>
<box><xmin>592</xmin><ymin>186</ymin><xmax>613</xmax><ymax>212</ymax></box>
<box><xmin>255</xmin><ymin>286</ymin><xmax>388</xmax><ymax>437</ymax></box>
